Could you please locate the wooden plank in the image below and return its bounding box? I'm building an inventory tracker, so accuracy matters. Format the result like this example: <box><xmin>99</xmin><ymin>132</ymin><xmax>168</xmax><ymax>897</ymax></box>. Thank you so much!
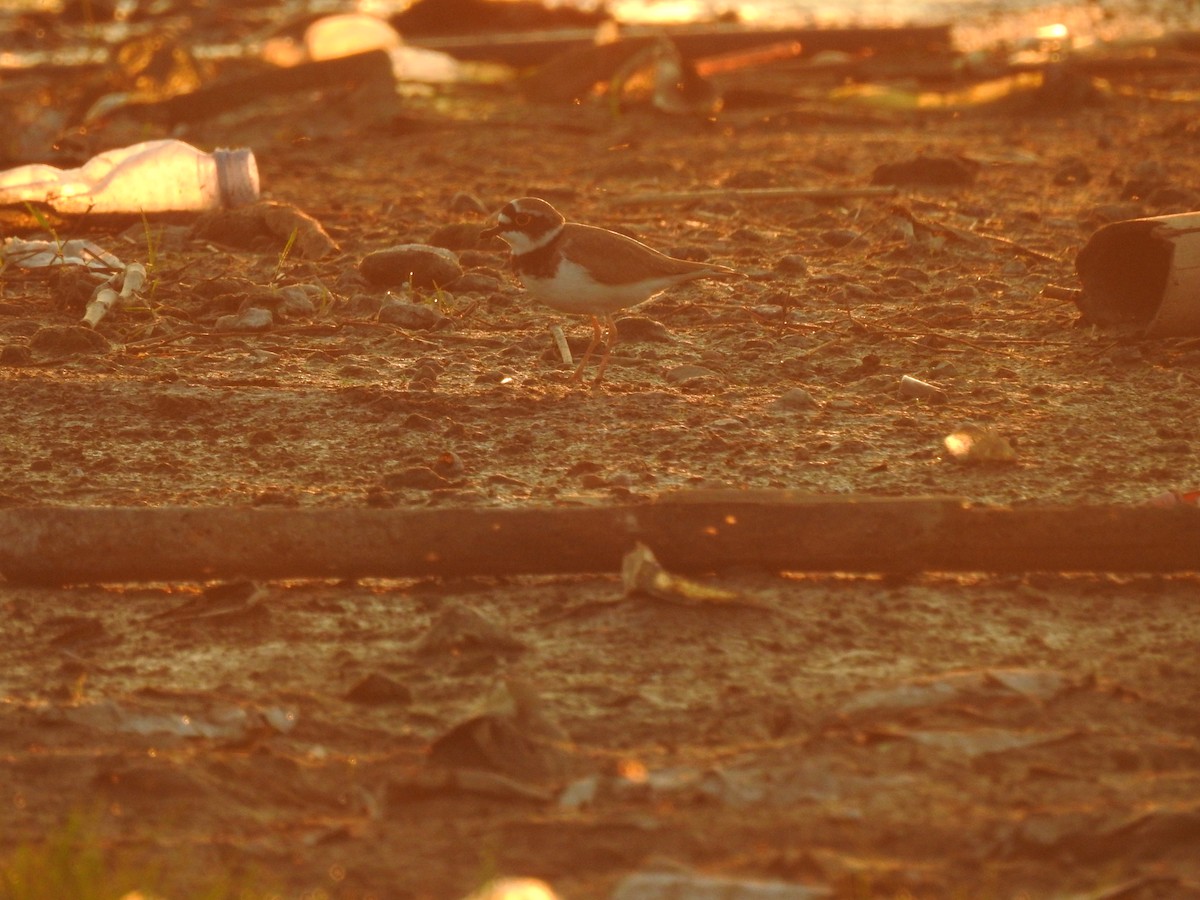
<box><xmin>125</xmin><ymin>50</ymin><xmax>395</xmax><ymax>125</ymax></box>
<box><xmin>408</xmin><ymin>23</ymin><xmax>954</xmax><ymax>69</ymax></box>
<box><xmin>0</xmin><ymin>496</ymin><xmax>1198</xmax><ymax>585</ymax></box>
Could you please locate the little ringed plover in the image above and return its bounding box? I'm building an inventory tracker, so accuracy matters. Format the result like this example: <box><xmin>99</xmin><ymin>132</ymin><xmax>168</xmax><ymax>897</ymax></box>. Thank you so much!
<box><xmin>480</xmin><ymin>197</ymin><xmax>736</xmax><ymax>386</ymax></box>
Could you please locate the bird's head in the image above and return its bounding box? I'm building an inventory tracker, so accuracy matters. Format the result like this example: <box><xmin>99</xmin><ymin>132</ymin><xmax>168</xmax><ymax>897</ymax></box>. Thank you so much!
<box><xmin>479</xmin><ymin>197</ymin><xmax>565</xmax><ymax>255</ymax></box>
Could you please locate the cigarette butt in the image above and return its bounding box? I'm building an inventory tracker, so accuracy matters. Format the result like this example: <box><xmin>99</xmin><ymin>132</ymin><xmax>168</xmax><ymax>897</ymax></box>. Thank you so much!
<box><xmin>899</xmin><ymin>374</ymin><xmax>946</xmax><ymax>402</ymax></box>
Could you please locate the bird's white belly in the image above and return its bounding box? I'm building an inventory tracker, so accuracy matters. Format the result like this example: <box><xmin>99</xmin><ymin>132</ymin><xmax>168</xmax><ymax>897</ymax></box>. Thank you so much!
<box><xmin>520</xmin><ymin>259</ymin><xmax>671</xmax><ymax>315</ymax></box>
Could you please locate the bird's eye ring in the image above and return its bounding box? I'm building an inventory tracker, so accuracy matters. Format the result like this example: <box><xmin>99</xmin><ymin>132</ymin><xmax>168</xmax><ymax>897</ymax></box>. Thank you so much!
<box><xmin>515</xmin><ymin>213</ymin><xmax>532</xmax><ymax>226</ymax></box>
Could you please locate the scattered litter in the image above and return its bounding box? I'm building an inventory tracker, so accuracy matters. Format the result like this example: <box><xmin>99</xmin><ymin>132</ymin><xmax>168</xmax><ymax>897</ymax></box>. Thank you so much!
<box><xmin>82</xmin><ymin>262</ymin><xmax>147</xmax><ymax>328</ymax></box>
<box><xmin>1075</xmin><ymin>212</ymin><xmax>1200</xmax><ymax>335</ymax></box>
<box><xmin>2</xmin><ymin>237</ymin><xmax>122</xmax><ymax>271</ymax></box>
<box><xmin>898</xmin><ymin>374</ymin><xmax>946</xmax><ymax>402</ymax></box>
<box><xmin>943</xmin><ymin>426</ymin><xmax>1018</xmax><ymax>465</ymax></box>
<box><xmin>550</xmin><ymin>324</ymin><xmax>574</xmax><ymax>366</ymax></box>
<box><xmin>463</xmin><ymin>877</ymin><xmax>560</xmax><ymax>900</ymax></box>
<box><xmin>300</xmin><ymin>13</ymin><xmax>402</xmax><ymax>63</ymax></box>
<box><xmin>263</xmin><ymin>12</ymin><xmax>502</xmax><ymax>84</ymax></box>
<box><xmin>0</xmin><ymin>139</ymin><xmax>258</xmax><ymax>214</ymax></box>
<box><xmin>622</xmin><ymin>542</ymin><xmax>740</xmax><ymax>605</ymax></box>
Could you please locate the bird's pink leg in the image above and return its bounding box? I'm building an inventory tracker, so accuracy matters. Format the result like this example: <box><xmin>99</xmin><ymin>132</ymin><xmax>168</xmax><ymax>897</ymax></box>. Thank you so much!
<box><xmin>570</xmin><ymin>316</ymin><xmax>604</xmax><ymax>383</ymax></box>
<box><xmin>591</xmin><ymin>314</ymin><xmax>618</xmax><ymax>387</ymax></box>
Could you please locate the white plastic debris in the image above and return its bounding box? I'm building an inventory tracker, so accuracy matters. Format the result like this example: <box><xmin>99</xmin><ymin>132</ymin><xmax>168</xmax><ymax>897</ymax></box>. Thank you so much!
<box><xmin>0</xmin><ymin>139</ymin><xmax>258</xmax><ymax>214</ymax></box>
<box><xmin>622</xmin><ymin>541</ymin><xmax>740</xmax><ymax>604</ymax></box>
<box><xmin>464</xmin><ymin>877</ymin><xmax>560</xmax><ymax>900</ymax></box>
<box><xmin>83</xmin><ymin>262</ymin><xmax>147</xmax><ymax>328</ymax></box>
<box><xmin>304</xmin><ymin>12</ymin><xmax>402</xmax><ymax>61</ymax></box>
<box><xmin>942</xmin><ymin>425</ymin><xmax>1018</xmax><ymax>464</ymax></box>
<box><xmin>1</xmin><ymin>236</ymin><xmax>122</xmax><ymax>271</ymax></box>
<box><xmin>262</xmin><ymin>12</ymin><xmax>497</xmax><ymax>84</ymax></box>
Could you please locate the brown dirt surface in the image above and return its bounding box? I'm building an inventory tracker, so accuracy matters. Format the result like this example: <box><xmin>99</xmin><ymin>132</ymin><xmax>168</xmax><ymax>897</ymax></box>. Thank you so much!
<box><xmin>3</xmin><ymin>18</ymin><xmax>1200</xmax><ymax>900</ymax></box>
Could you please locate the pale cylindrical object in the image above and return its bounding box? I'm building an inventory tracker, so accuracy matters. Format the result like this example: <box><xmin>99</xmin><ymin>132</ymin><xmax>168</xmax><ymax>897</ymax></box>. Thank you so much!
<box><xmin>305</xmin><ymin>13</ymin><xmax>402</xmax><ymax>61</ymax></box>
<box><xmin>549</xmin><ymin>324</ymin><xmax>573</xmax><ymax>365</ymax></box>
<box><xmin>899</xmin><ymin>374</ymin><xmax>946</xmax><ymax>401</ymax></box>
<box><xmin>211</xmin><ymin>148</ymin><xmax>258</xmax><ymax>208</ymax></box>
<box><xmin>82</xmin><ymin>262</ymin><xmax>147</xmax><ymax>328</ymax></box>
<box><xmin>464</xmin><ymin>878</ymin><xmax>559</xmax><ymax>900</ymax></box>
<box><xmin>0</xmin><ymin>139</ymin><xmax>259</xmax><ymax>214</ymax></box>
<box><xmin>1075</xmin><ymin>211</ymin><xmax>1200</xmax><ymax>336</ymax></box>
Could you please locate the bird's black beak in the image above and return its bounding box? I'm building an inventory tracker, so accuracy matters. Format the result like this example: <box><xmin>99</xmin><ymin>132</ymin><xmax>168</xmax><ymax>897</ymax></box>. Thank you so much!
<box><xmin>479</xmin><ymin>223</ymin><xmax>502</xmax><ymax>240</ymax></box>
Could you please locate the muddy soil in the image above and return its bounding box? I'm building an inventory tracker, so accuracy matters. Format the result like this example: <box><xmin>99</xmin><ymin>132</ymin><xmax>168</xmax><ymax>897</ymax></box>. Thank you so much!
<box><xmin>2</xmin><ymin>22</ymin><xmax>1200</xmax><ymax>900</ymax></box>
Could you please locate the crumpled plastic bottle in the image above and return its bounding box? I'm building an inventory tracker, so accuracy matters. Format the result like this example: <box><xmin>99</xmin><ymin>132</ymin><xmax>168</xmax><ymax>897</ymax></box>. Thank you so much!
<box><xmin>0</xmin><ymin>139</ymin><xmax>259</xmax><ymax>214</ymax></box>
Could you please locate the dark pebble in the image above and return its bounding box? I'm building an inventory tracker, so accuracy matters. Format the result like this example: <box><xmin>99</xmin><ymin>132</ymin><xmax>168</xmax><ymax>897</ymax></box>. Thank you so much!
<box><xmin>360</xmin><ymin>244</ymin><xmax>463</xmax><ymax>288</ymax></box>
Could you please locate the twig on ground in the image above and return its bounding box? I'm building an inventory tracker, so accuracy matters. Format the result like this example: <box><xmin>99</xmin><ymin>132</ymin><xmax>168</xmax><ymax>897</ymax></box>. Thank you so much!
<box><xmin>846</xmin><ymin>309</ymin><xmax>1044</xmax><ymax>354</ymax></box>
<box><xmin>614</xmin><ymin>186</ymin><xmax>899</xmax><ymax>205</ymax></box>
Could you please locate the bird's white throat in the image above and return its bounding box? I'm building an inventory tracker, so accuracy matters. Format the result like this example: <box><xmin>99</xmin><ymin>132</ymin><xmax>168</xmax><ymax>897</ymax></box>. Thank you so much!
<box><xmin>498</xmin><ymin>221</ymin><xmax>562</xmax><ymax>257</ymax></box>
